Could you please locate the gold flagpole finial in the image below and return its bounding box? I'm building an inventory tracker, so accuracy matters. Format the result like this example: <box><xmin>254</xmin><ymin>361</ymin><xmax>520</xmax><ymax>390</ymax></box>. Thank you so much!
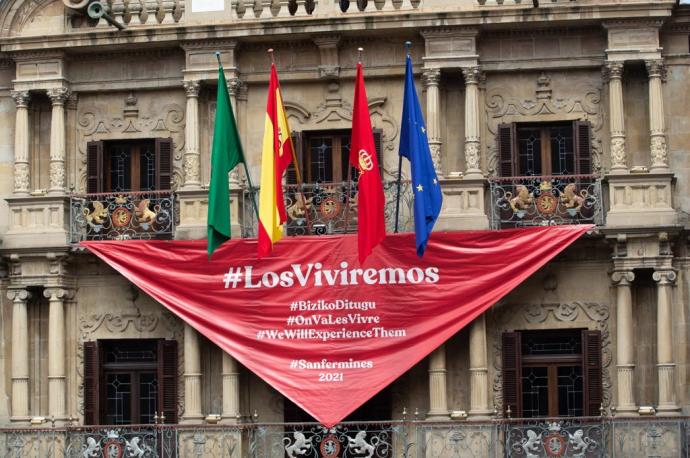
<box><xmin>358</xmin><ymin>47</ymin><xmax>363</xmax><ymax>63</ymax></box>
<box><xmin>405</xmin><ymin>41</ymin><xmax>412</xmax><ymax>57</ymax></box>
<box><xmin>268</xmin><ymin>48</ymin><xmax>275</xmax><ymax>64</ymax></box>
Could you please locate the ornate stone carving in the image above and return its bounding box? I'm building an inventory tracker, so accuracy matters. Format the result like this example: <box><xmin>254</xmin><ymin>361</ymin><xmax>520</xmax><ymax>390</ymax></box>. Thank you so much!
<box><xmin>47</xmin><ymin>87</ymin><xmax>71</xmax><ymax>106</ymax></box>
<box><xmin>49</xmin><ymin>161</ymin><xmax>65</xmax><ymax>191</ymax></box>
<box><xmin>10</xmin><ymin>91</ymin><xmax>30</xmax><ymax>108</ymax></box>
<box><xmin>485</xmin><ymin>77</ymin><xmax>603</xmax><ymax>174</ymax></box>
<box><xmin>464</xmin><ymin>141</ymin><xmax>481</xmax><ymax>171</ymax></box>
<box><xmin>603</xmin><ymin>61</ymin><xmax>624</xmax><ymax>81</ymax></box>
<box><xmin>492</xmin><ymin>302</ymin><xmax>612</xmax><ymax>413</ymax></box>
<box><xmin>43</xmin><ymin>288</ymin><xmax>75</xmax><ymax>301</ymax></box>
<box><xmin>13</xmin><ymin>162</ymin><xmax>30</xmax><ymax>194</ymax></box>
<box><xmin>652</xmin><ymin>270</ymin><xmax>676</xmax><ymax>285</ymax></box>
<box><xmin>78</xmin><ymin>307</ymin><xmax>159</xmax><ymax>334</ymax></box>
<box><xmin>422</xmin><ymin>69</ymin><xmax>441</xmax><ymax>87</ymax></box>
<box><xmin>7</xmin><ymin>288</ymin><xmax>31</xmax><ymax>303</ymax></box>
<box><xmin>535</xmin><ymin>73</ymin><xmax>552</xmax><ymax>101</ymax></box>
<box><xmin>610</xmin><ymin>136</ymin><xmax>627</xmax><ymax>169</ymax></box>
<box><xmin>226</xmin><ymin>78</ymin><xmax>244</xmax><ymax>97</ymax></box>
<box><xmin>462</xmin><ymin>66</ymin><xmax>481</xmax><ymax>85</ymax></box>
<box><xmin>183</xmin><ymin>80</ymin><xmax>201</xmax><ymax>98</ymax></box>
<box><xmin>650</xmin><ymin>135</ymin><xmax>668</xmax><ymax>169</ymax></box>
<box><xmin>645</xmin><ymin>60</ymin><xmax>667</xmax><ymax>82</ymax></box>
<box><xmin>183</xmin><ymin>154</ymin><xmax>201</xmax><ymax>185</ymax></box>
<box><xmin>611</xmin><ymin>270</ymin><xmax>635</xmax><ymax>287</ymax></box>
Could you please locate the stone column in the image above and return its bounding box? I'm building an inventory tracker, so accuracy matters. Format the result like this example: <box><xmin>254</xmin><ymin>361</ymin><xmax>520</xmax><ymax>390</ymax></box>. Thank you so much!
<box><xmin>605</xmin><ymin>62</ymin><xmax>628</xmax><ymax>174</ymax></box>
<box><xmin>182</xmin><ymin>324</ymin><xmax>204</xmax><ymax>423</ymax></box>
<box><xmin>221</xmin><ymin>353</ymin><xmax>240</xmax><ymax>423</ymax></box>
<box><xmin>422</xmin><ymin>68</ymin><xmax>442</xmax><ymax>176</ymax></box>
<box><xmin>47</xmin><ymin>88</ymin><xmax>70</xmax><ymax>195</ymax></box>
<box><xmin>646</xmin><ymin>60</ymin><xmax>668</xmax><ymax>172</ymax></box>
<box><xmin>461</xmin><ymin>67</ymin><xmax>482</xmax><ymax>178</ymax></box>
<box><xmin>611</xmin><ymin>271</ymin><xmax>637</xmax><ymax>416</ymax></box>
<box><xmin>468</xmin><ymin>314</ymin><xmax>491</xmax><ymax>418</ymax></box>
<box><xmin>11</xmin><ymin>91</ymin><xmax>31</xmax><ymax>195</ymax></box>
<box><xmin>227</xmin><ymin>78</ymin><xmax>244</xmax><ymax>187</ymax></box>
<box><xmin>427</xmin><ymin>345</ymin><xmax>449</xmax><ymax>419</ymax></box>
<box><xmin>8</xmin><ymin>289</ymin><xmax>31</xmax><ymax>422</ymax></box>
<box><xmin>182</xmin><ymin>80</ymin><xmax>201</xmax><ymax>189</ymax></box>
<box><xmin>652</xmin><ymin>270</ymin><xmax>680</xmax><ymax>415</ymax></box>
<box><xmin>44</xmin><ymin>288</ymin><xmax>72</xmax><ymax>420</ymax></box>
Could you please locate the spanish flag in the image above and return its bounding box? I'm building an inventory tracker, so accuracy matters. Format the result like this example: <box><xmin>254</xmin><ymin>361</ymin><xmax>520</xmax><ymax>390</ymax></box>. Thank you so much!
<box><xmin>258</xmin><ymin>64</ymin><xmax>295</xmax><ymax>257</ymax></box>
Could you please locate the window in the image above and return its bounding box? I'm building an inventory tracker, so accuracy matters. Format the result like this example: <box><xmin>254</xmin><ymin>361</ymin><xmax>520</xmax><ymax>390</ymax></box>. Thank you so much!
<box><xmin>502</xmin><ymin>329</ymin><xmax>602</xmax><ymax>418</ymax></box>
<box><xmin>86</xmin><ymin>138</ymin><xmax>172</xmax><ymax>193</ymax></box>
<box><xmin>497</xmin><ymin>121</ymin><xmax>592</xmax><ymax>177</ymax></box>
<box><xmin>287</xmin><ymin>129</ymin><xmax>382</xmax><ymax>184</ymax></box>
<box><xmin>83</xmin><ymin>339</ymin><xmax>178</xmax><ymax>425</ymax></box>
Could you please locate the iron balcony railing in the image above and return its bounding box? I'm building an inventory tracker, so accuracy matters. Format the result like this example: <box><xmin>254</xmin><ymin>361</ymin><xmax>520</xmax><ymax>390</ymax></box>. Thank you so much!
<box><xmin>488</xmin><ymin>174</ymin><xmax>604</xmax><ymax>230</ymax></box>
<box><xmin>70</xmin><ymin>190</ymin><xmax>176</xmax><ymax>243</ymax></box>
<box><xmin>241</xmin><ymin>180</ymin><xmax>415</xmax><ymax>238</ymax></box>
<box><xmin>0</xmin><ymin>417</ymin><xmax>688</xmax><ymax>457</ymax></box>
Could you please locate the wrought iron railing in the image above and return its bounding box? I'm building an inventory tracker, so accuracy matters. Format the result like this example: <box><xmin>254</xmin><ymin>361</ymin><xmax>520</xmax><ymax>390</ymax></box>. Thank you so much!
<box><xmin>241</xmin><ymin>180</ymin><xmax>415</xmax><ymax>238</ymax></box>
<box><xmin>0</xmin><ymin>417</ymin><xmax>688</xmax><ymax>457</ymax></box>
<box><xmin>488</xmin><ymin>174</ymin><xmax>603</xmax><ymax>229</ymax></box>
<box><xmin>70</xmin><ymin>191</ymin><xmax>175</xmax><ymax>243</ymax></box>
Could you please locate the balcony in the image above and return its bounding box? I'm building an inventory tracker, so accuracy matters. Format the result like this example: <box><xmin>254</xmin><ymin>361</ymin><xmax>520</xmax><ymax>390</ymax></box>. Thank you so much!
<box><xmin>240</xmin><ymin>180</ymin><xmax>415</xmax><ymax>238</ymax></box>
<box><xmin>488</xmin><ymin>175</ymin><xmax>604</xmax><ymax>230</ymax></box>
<box><xmin>70</xmin><ymin>191</ymin><xmax>176</xmax><ymax>243</ymax></box>
<box><xmin>0</xmin><ymin>417</ymin><xmax>687</xmax><ymax>457</ymax></box>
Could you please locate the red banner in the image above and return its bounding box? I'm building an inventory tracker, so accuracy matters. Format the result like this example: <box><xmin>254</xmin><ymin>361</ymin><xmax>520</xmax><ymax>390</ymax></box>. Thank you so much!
<box><xmin>82</xmin><ymin>225</ymin><xmax>590</xmax><ymax>427</ymax></box>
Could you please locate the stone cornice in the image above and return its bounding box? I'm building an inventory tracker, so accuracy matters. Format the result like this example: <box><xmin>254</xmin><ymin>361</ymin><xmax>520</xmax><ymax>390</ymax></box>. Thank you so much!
<box><xmin>0</xmin><ymin>3</ymin><xmax>675</xmax><ymax>53</ymax></box>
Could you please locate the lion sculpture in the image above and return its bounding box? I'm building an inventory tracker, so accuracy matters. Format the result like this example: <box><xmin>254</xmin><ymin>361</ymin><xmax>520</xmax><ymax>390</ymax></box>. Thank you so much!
<box><xmin>508</xmin><ymin>185</ymin><xmax>533</xmax><ymax>213</ymax></box>
<box><xmin>561</xmin><ymin>183</ymin><xmax>587</xmax><ymax>212</ymax></box>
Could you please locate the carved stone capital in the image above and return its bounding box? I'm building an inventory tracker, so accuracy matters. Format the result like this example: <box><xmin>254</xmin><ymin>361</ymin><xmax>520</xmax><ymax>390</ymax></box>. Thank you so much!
<box><xmin>645</xmin><ymin>59</ymin><xmax>666</xmax><ymax>81</ymax></box>
<box><xmin>66</xmin><ymin>92</ymin><xmax>79</xmax><ymax>110</ymax></box>
<box><xmin>603</xmin><ymin>62</ymin><xmax>624</xmax><ymax>81</ymax></box>
<box><xmin>461</xmin><ymin>66</ymin><xmax>481</xmax><ymax>85</ymax></box>
<box><xmin>47</xmin><ymin>88</ymin><xmax>71</xmax><ymax>106</ymax></box>
<box><xmin>318</xmin><ymin>65</ymin><xmax>340</xmax><ymax>79</ymax></box>
<box><xmin>7</xmin><ymin>289</ymin><xmax>31</xmax><ymax>303</ymax></box>
<box><xmin>226</xmin><ymin>78</ymin><xmax>244</xmax><ymax>97</ymax></box>
<box><xmin>422</xmin><ymin>69</ymin><xmax>441</xmax><ymax>88</ymax></box>
<box><xmin>43</xmin><ymin>288</ymin><xmax>75</xmax><ymax>302</ymax></box>
<box><xmin>652</xmin><ymin>270</ymin><xmax>676</xmax><ymax>285</ymax></box>
<box><xmin>183</xmin><ymin>80</ymin><xmax>201</xmax><ymax>98</ymax></box>
<box><xmin>611</xmin><ymin>271</ymin><xmax>635</xmax><ymax>287</ymax></box>
<box><xmin>10</xmin><ymin>91</ymin><xmax>30</xmax><ymax>108</ymax></box>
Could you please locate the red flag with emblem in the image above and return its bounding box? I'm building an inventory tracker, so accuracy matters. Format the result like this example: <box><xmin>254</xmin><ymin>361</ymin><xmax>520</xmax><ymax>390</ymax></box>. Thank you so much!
<box><xmin>350</xmin><ymin>62</ymin><xmax>386</xmax><ymax>263</ymax></box>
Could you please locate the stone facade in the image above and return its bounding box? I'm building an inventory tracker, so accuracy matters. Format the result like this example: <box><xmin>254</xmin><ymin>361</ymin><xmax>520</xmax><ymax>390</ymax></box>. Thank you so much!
<box><xmin>0</xmin><ymin>0</ymin><xmax>689</xmax><ymax>456</ymax></box>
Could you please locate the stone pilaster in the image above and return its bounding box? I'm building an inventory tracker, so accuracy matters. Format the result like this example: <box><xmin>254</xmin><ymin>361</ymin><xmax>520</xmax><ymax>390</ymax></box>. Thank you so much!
<box><xmin>182</xmin><ymin>80</ymin><xmax>202</xmax><ymax>189</ymax></box>
<box><xmin>611</xmin><ymin>270</ymin><xmax>637</xmax><ymax>416</ymax></box>
<box><xmin>652</xmin><ymin>270</ymin><xmax>680</xmax><ymax>415</ymax></box>
<box><xmin>47</xmin><ymin>88</ymin><xmax>70</xmax><ymax>195</ymax></box>
<box><xmin>605</xmin><ymin>62</ymin><xmax>628</xmax><ymax>174</ymax></box>
<box><xmin>221</xmin><ymin>353</ymin><xmax>240</xmax><ymax>423</ymax></box>
<box><xmin>468</xmin><ymin>314</ymin><xmax>491</xmax><ymax>419</ymax></box>
<box><xmin>422</xmin><ymin>69</ymin><xmax>442</xmax><ymax>176</ymax></box>
<box><xmin>427</xmin><ymin>345</ymin><xmax>449</xmax><ymax>420</ymax></box>
<box><xmin>461</xmin><ymin>67</ymin><xmax>482</xmax><ymax>178</ymax></box>
<box><xmin>44</xmin><ymin>287</ymin><xmax>73</xmax><ymax>420</ymax></box>
<box><xmin>8</xmin><ymin>289</ymin><xmax>31</xmax><ymax>422</ymax></box>
<box><xmin>182</xmin><ymin>324</ymin><xmax>204</xmax><ymax>423</ymax></box>
<box><xmin>227</xmin><ymin>78</ymin><xmax>245</xmax><ymax>188</ymax></box>
<box><xmin>11</xmin><ymin>91</ymin><xmax>30</xmax><ymax>195</ymax></box>
<box><xmin>646</xmin><ymin>60</ymin><xmax>668</xmax><ymax>172</ymax></box>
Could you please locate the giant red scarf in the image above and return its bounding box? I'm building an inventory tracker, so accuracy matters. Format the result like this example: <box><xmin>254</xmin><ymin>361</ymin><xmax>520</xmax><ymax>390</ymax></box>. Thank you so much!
<box><xmin>83</xmin><ymin>225</ymin><xmax>590</xmax><ymax>427</ymax></box>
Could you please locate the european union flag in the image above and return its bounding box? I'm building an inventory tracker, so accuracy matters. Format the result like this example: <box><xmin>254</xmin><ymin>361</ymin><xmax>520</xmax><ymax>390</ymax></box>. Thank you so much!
<box><xmin>399</xmin><ymin>54</ymin><xmax>443</xmax><ymax>257</ymax></box>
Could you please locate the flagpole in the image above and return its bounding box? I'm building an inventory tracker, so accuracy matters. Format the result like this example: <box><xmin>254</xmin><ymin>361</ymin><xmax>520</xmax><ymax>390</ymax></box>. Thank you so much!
<box><xmin>394</xmin><ymin>42</ymin><xmax>412</xmax><ymax>234</ymax></box>
<box><xmin>216</xmin><ymin>52</ymin><xmax>260</xmax><ymax>228</ymax></box>
<box><xmin>344</xmin><ymin>47</ymin><xmax>364</xmax><ymax>234</ymax></box>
